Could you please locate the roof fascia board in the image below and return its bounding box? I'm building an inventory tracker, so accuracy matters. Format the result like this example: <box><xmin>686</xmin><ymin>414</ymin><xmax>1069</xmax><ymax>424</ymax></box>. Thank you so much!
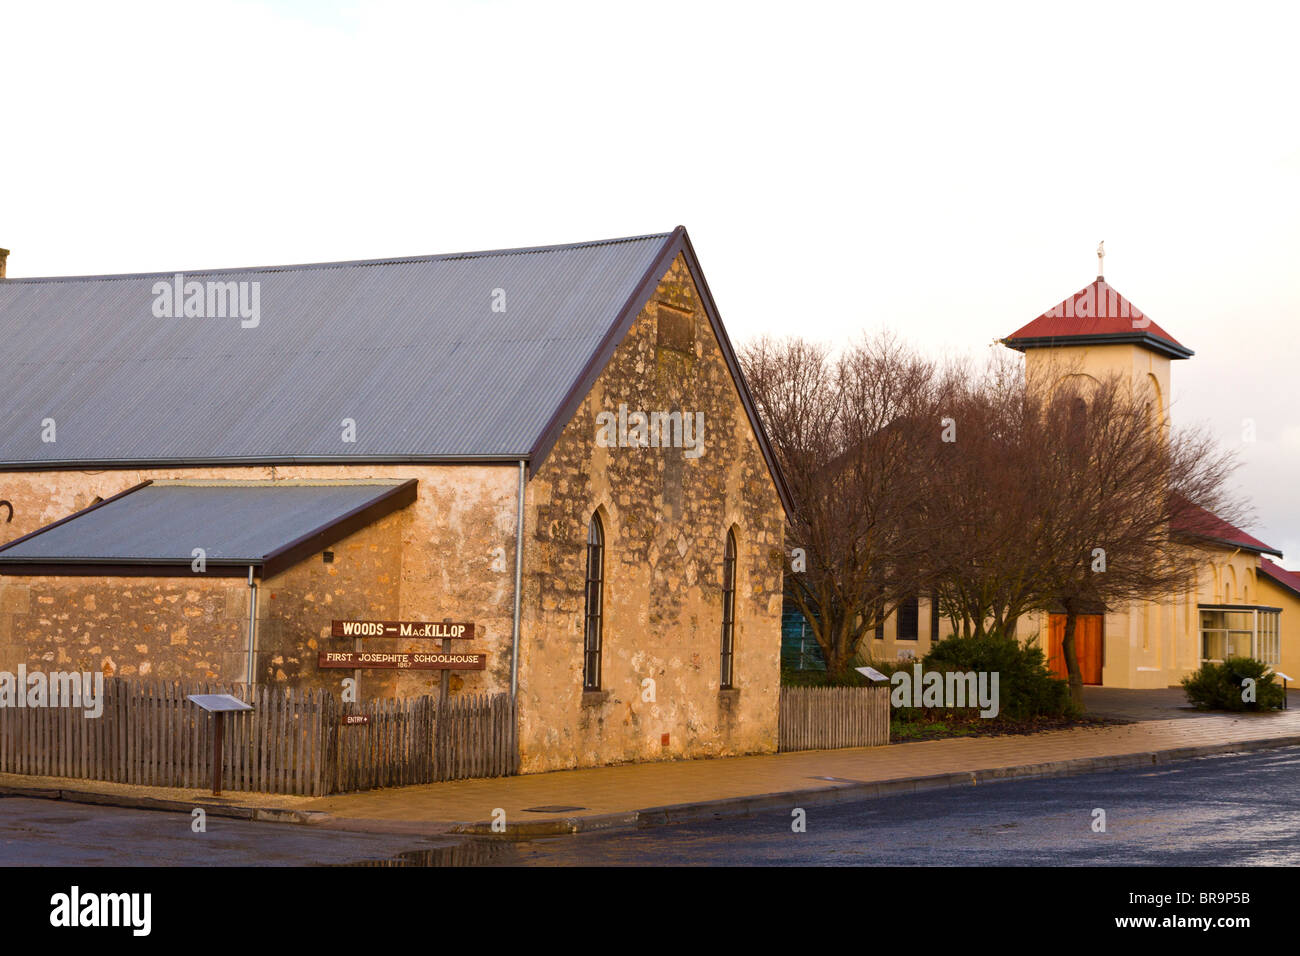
<box><xmin>1177</xmin><ymin>531</ymin><xmax>1283</xmax><ymax>558</ymax></box>
<box><xmin>0</xmin><ymin>562</ymin><xmax>250</xmax><ymax>577</ymax></box>
<box><xmin>1003</xmin><ymin>332</ymin><xmax>1194</xmax><ymax>360</ymax></box>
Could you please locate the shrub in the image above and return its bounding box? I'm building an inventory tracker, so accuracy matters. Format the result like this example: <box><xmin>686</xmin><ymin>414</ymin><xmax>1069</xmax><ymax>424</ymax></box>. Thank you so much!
<box><xmin>919</xmin><ymin>632</ymin><xmax>1074</xmax><ymax>721</ymax></box>
<box><xmin>1181</xmin><ymin>657</ymin><xmax>1285</xmax><ymax>712</ymax></box>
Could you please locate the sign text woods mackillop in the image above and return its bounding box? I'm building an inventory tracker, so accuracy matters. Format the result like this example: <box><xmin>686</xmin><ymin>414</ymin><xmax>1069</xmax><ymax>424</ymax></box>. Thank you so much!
<box><xmin>330</xmin><ymin>620</ymin><xmax>475</xmax><ymax>639</ymax></box>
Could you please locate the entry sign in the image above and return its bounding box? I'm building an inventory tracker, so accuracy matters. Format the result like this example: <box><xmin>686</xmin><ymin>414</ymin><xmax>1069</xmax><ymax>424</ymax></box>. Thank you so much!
<box><xmin>331</xmin><ymin>619</ymin><xmax>475</xmax><ymax>640</ymax></box>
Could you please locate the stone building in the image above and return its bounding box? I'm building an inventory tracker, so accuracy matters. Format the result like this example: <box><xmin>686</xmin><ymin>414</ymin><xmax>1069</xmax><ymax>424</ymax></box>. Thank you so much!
<box><xmin>0</xmin><ymin>229</ymin><xmax>791</xmax><ymax>772</ymax></box>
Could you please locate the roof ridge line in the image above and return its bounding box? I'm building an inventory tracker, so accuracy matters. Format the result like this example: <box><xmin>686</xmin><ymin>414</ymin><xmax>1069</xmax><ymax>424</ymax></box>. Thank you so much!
<box><xmin>0</xmin><ymin>230</ymin><xmax>677</xmax><ymax>285</ymax></box>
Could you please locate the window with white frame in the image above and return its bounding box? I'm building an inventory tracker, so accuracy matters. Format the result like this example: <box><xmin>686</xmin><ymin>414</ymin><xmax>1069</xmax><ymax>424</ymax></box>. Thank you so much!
<box><xmin>1199</xmin><ymin>606</ymin><xmax>1281</xmax><ymax>666</ymax></box>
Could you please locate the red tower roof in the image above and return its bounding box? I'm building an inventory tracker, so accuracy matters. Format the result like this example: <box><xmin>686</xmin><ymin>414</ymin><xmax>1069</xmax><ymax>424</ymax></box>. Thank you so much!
<box><xmin>1003</xmin><ymin>278</ymin><xmax>1193</xmax><ymax>360</ymax></box>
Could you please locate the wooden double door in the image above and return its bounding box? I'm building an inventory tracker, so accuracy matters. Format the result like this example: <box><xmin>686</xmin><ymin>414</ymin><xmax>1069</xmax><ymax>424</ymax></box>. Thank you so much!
<box><xmin>1047</xmin><ymin>614</ymin><xmax>1104</xmax><ymax>685</ymax></box>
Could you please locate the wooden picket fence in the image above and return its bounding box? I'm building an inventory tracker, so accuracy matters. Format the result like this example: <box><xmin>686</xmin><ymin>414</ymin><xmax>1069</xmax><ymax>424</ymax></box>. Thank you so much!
<box><xmin>0</xmin><ymin>678</ymin><xmax>518</xmax><ymax>796</ymax></box>
<box><xmin>329</xmin><ymin>691</ymin><xmax>519</xmax><ymax>793</ymax></box>
<box><xmin>777</xmin><ymin>685</ymin><xmax>891</xmax><ymax>751</ymax></box>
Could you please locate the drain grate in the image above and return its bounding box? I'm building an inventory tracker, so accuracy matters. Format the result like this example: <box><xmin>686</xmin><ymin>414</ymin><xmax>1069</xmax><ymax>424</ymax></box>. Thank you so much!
<box><xmin>521</xmin><ymin>805</ymin><xmax>587</xmax><ymax>813</ymax></box>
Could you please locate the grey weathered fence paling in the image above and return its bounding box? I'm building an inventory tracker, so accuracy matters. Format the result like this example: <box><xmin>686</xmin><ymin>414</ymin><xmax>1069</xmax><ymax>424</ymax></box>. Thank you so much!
<box><xmin>777</xmin><ymin>685</ymin><xmax>891</xmax><ymax>751</ymax></box>
<box><xmin>0</xmin><ymin>678</ymin><xmax>518</xmax><ymax>796</ymax></box>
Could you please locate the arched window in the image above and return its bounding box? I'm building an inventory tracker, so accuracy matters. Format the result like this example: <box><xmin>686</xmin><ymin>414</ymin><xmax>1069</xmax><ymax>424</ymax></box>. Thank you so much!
<box><xmin>583</xmin><ymin>513</ymin><xmax>605</xmax><ymax>691</ymax></box>
<box><xmin>720</xmin><ymin>528</ymin><xmax>738</xmax><ymax>689</ymax></box>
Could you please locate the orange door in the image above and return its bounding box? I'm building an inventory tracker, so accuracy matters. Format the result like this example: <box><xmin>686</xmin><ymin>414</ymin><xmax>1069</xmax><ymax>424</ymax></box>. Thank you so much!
<box><xmin>1047</xmin><ymin>614</ymin><xmax>1104</xmax><ymax>685</ymax></box>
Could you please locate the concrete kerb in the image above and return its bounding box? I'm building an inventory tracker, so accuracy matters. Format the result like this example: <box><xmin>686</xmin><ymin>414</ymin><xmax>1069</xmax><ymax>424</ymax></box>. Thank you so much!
<box><xmin>6</xmin><ymin>734</ymin><xmax>1300</xmax><ymax>840</ymax></box>
<box><xmin>0</xmin><ymin>782</ymin><xmax>331</xmax><ymax>826</ymax></box>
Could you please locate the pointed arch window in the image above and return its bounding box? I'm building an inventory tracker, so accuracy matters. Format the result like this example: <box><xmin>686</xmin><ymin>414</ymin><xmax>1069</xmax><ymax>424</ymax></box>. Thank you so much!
<box><xmin>720</xmin><ymin>528</ymin><xmax>738</xmax><ymax>689</ymax></box>
<box><xmin>583</xmin><ymin>513</ymin><xmax>605</xmax><ymax>691</ymax></box>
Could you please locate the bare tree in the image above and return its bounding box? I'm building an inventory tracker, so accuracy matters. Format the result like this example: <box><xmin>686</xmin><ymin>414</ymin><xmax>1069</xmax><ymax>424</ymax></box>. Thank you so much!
<box><xmin>918</xmin><ymin>352</ymin><xmax>1053</xmax><ymax>639</ymax></box>
<box><xmin>744</xmin><ymin>336</ymin><xmax>1249</xmax><ymax>706</ymax></box>
<box><xmin>1024</xmin><ymin>369</ymin><xmax>1248</xmax><ymax>708</ymax></box>
<box><xmin>740</xmin><ymin>333</ymin><xmax>941</xmax><ymax>678</ymax></box>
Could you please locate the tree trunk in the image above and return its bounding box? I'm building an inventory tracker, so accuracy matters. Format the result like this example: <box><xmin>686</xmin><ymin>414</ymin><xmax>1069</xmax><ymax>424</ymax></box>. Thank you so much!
<box><xmin>819</xmin><ymin>616</ymin><xmax>858</xmax><ymax>682</ymax></box>
<box><xmin>1061</xmin><ymin>608</ymin><xmax>1085</xmax><ymax>711</ymax></box>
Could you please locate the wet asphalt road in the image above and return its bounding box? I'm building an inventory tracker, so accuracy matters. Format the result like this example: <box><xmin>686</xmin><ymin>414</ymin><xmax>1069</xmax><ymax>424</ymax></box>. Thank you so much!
<box><xmin>491</xmin><ymin>746</ymin><xmax>1300</xmax><ymax>867</ymax></box>
<box><xmin>1</xmin><ymin>746</ymin><xmax>1298</xmax><ymax>866</ymax></box>
<box><xmin>0</xmin><ymin>797</ymin><xmax>464</xmax><ymax>866</ymax></box>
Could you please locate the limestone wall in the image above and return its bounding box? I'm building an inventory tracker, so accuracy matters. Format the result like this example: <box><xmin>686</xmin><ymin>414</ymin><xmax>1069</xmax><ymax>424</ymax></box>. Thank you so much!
<box><xmin>0</xmin><ymin>464</ymin><xmax>520</xmax><ymax>700</ymax></box>
<box><xmin>517</xmin><ymin>254</ymin><xmax>786</xmax><ymax>771</ymax></box>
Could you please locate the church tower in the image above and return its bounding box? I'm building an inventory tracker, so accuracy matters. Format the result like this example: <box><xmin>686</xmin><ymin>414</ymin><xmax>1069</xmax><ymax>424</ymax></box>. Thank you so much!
<box><xmin>1000</xmin><ymin>246</ymin><xmax>1192</xmax><ymax>426</ymax></box>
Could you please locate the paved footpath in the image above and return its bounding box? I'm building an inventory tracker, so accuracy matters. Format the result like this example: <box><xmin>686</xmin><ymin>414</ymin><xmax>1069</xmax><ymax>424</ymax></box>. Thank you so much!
<box><xmin>5</xmin><ymin>705</ymin><xmax>1300</xmax><ymax>838</ymax></box>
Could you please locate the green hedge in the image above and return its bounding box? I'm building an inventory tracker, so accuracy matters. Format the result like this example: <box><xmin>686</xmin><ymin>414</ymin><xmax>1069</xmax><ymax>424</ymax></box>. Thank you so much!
<box><xmin>1181</xmin><ymin>657</ymin><xmax>1284</xmax><ymax>711</ymax></box>
<box><xmin>919</xmin><ymin>632</ymin><xmax>1074</xmax><ymax>721</ymax></box>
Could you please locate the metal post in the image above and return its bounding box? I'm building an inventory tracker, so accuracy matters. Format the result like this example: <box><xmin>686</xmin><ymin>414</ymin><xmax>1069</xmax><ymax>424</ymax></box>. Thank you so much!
<box><xmin>511</xmin><ymin>459</ymin><xmax>525</xmax><ymax>696</ymax></box>
<box><xmin>245</xmin><ymin>565</ymin><xmax>260</xmax><ymax>689</ymax></box>
<box><xmin>212</xmin><ymin>712</ymin><xmax>225</xmax><ymax>796</ymax></box>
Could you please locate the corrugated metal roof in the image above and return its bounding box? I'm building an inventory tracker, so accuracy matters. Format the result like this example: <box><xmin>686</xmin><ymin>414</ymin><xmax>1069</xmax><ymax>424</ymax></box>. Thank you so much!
<box><xmin>0</xmin><ymin>480</ymin><xmax>414</xmax><ymax>567</ymax></box>
<box><xmin>0</xmin><ymin>232</ymin><xmax>676</xmax><ymax>465</ymax></box>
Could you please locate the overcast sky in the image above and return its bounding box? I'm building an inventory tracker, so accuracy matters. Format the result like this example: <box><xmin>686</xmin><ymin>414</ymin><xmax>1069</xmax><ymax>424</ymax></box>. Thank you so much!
<box><xmin>4</xmin><ymin>0</ymin><xmax>1297</xmax><ymax>560</ymax></box>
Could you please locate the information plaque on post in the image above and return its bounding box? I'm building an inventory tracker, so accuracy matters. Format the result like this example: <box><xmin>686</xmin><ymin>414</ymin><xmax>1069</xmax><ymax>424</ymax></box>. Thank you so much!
<box><xmin>187</xmin><ymin>694</ymin><xmax>254</xmax><ymax>797</ymax></box>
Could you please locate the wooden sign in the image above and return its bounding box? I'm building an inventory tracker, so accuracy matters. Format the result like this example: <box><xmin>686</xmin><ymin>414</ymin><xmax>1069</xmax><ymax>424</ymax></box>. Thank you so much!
<box><xmin>331</xmin><ymin>619</ymin><xmax>475</xmax><ymax>640</ymax></box>
<box><xmin>319</xmin><ymin>650</ymin><xmax>486</xmax><ymax>671</ymax></box>
<box><xmin>341</xmin><ymin>714</ymin><xmax>370</xmax><ymax>726</ymax></box>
